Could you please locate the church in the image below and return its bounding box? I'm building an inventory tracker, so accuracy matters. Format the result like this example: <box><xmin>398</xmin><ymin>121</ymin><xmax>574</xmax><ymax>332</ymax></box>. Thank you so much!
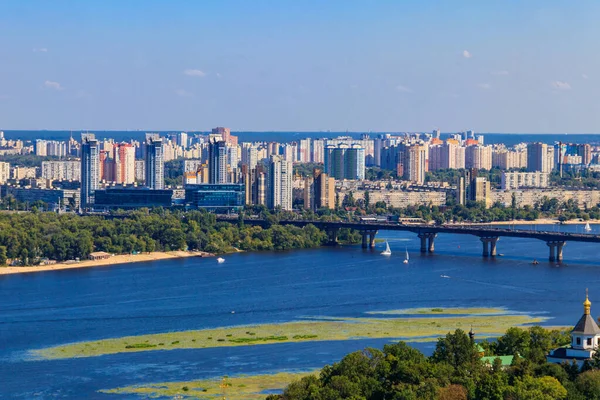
<box><xmin>547</xmin><ymin>290</ymin><xmax>600</xmax><ymax>367</ymax></box>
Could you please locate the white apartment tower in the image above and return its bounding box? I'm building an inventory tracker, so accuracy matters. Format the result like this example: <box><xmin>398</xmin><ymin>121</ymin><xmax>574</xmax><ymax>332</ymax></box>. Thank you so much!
<box><xmin>267</xmin><ymin>155</ymin><xmax>293</xmax><ymax>210</ymax></box>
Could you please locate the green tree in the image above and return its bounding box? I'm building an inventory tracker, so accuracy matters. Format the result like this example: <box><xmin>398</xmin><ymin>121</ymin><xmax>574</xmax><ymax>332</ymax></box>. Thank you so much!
<box><xmin>575</xmin><ymin>370</ymin><xmax>600</xmax><ymax>400</ymax></box>
<box><xmin>0</xmin><ymin>246</ymin><xmax>7</xmax><ymax>265</ymax></box>
<box><xmin>431</xmin><ymin>329</ymin><xmax>479</xmax><ymax>371</ymax></box>
<box><xmin>497</xmin><ymin>327</ymin><xmax>530</xmax><ymax>357</ymax></box>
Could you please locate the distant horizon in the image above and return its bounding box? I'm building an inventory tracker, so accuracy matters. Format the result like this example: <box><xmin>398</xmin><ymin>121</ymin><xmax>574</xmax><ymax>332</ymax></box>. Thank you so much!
<box><xmin>3</xmin><ymin>129</ymin><xmax>600</xmax><ymax>135</ymax></box>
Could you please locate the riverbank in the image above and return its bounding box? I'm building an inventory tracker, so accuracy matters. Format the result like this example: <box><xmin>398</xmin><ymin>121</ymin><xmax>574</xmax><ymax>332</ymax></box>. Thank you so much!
<box><xmin>472</xmin><ymin>218</ymin><xmax>600</xmax><ymax>226</ymax></box>
<box><xmin>0</xmin><ymin>251</ymin><xmax>213</xmax><ymax>276</ymax></box>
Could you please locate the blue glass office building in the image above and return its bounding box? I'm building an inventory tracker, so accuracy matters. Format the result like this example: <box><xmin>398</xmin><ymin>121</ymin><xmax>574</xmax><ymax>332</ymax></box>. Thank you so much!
<box><xmin>185</xmin><ymin>184</ymin><xmax>245</xmax><ymax>212</ymax></box>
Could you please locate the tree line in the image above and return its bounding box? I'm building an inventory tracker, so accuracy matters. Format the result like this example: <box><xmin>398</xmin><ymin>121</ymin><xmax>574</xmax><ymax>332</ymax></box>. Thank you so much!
<box><xmin>269</xmin><ymin>326</ymin><xmax>600</xmax><ymax>400</ymax></box>
<box><xmin>0</xmin><ymin>208</ymin><xmax>338</xmax><ymax>266</ymax></box>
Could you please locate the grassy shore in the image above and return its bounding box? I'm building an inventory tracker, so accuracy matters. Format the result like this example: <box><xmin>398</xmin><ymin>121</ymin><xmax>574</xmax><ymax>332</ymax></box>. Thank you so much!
<box><xmin>32</xmin><ymin>308</ymin><xmax>548</xmax><ymax>360</ymax></box>
<box><xmin>0</xmin><ymin>251</ymin><xmax>212</xmax><ymax>276</ymax></box>
<box><xmin>101</xmin><ymin>371</ymin><xmax>315</xmax><ymax>399</ymax></box>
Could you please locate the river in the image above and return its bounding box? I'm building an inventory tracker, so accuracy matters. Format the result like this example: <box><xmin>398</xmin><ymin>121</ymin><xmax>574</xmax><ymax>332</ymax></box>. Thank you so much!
<box><xmin>1</xmin><ymin>224</ymin><xmax>599</xmax><ymax>398</ymax></box>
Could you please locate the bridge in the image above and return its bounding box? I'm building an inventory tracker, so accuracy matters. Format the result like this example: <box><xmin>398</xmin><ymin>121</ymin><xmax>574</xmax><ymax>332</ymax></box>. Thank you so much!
<box><xmin>218</xmin><ymin>217</ymin><xmax>600</xmax><ymax>262</ymax></box>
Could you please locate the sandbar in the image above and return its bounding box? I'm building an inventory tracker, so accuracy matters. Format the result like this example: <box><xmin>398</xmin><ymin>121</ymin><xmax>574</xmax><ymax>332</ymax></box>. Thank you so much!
<box><xmin>101</xmin><ymin>371</ymin><xmax>315</xmax><ymax>399</ymax></box>
<box><xmin>32</xmin><ymin>308</ymin><xmax>548</xmax><ymax>360</ymax></box>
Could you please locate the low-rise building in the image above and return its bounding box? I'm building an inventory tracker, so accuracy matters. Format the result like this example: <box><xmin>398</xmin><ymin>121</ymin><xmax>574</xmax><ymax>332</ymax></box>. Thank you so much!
<box><xmin>501</xmin><ymin>171</ymin><xmax>549</xmax><ymax>190</ymax></box>
<box><xmin>491</xmin><ymin>189</ymin><xmax>600</xmax><ymax>209</ymax></box>
<box><xmin>0</xmin><ymin>186</ymin><xmax>80</xmax><ymax>209</ymax></box>
<box><xmin>184</xmin><ymin>184</ymin><xmax>245</xmax><ymax>212</ymax></box>
<box><xmin>93</xmin><ymin>187</ymin><xmax>173</xmax><ymax>210</ymax></box>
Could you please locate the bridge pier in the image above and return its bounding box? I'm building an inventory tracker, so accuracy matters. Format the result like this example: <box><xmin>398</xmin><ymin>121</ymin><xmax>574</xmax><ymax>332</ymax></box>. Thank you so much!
<box><xmin>327</xmin><ymin>228</ymin><xmax>339</xmax><ymax>246</ymax></box>
<box><xmin>480</xmin><ymin>237</ymin><xmax>499</xmax><ymax>257</ymax></box>
<box><xmin>360</xmin><ymin>230</ymin><xmax>378</xmax><ymax>249</ymax></box>
<box><xmin>547</xmin><ymin>241</ymin><xmax>566</xmax><ymax>262</ymax></box>
<box><xmin>369</xmin><ymin>231</ymin><xmax>377</xmax><ymax>249</ymax></box>
<box><xmin>418</xmin><ymin>232</ymin><xmax>437</xmax><ymax>253</ymax></box>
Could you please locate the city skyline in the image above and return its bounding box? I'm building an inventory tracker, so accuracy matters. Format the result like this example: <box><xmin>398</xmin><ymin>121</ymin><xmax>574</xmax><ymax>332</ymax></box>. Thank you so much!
<box><xmin>1</xmin><ymin>1</ymin><xmax>600</xmax><ymax>132</ymax></box>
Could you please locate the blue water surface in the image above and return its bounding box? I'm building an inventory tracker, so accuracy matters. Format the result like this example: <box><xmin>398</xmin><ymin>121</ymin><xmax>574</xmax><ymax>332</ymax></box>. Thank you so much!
<box><xmin>1</xmin><ymin>224</ymin><xmax>599</xmax><ymax>398</ymax></box>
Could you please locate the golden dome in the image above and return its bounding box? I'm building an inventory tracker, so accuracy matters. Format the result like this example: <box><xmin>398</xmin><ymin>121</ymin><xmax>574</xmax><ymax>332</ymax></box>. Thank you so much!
<box><xmin>584</xmin><ymin>289</ymin><xmax>591</xmax><ymax>315</ymax></box>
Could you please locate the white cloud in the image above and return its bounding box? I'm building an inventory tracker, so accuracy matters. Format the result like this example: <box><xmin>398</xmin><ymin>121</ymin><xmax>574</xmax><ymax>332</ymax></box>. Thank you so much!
<box><xmin>44</xmin><ymin>80</ymin><xmax>63</xmax><ymax>90</ymax></box>
<box><xmin>491</xmin><ymin>70</ymin><xmax>509</xmax><ymax>76</ymax></box>
<box><xmin>395</xmin><ymin>84</ymin><xmax>413</xmax><ymax>93</ymax></box>
<box><xmin>183</xmin><ymin>69</ymin><xmax>206</xmax><ymax>77</ymax></box>
<box><xmin>33</xmin><ymin>48</ymin><xmax>48</xmax><ymax>52</ymax></box>
<box><xmin>551</xmin><ymin>81</ymin><xmax>571</xmax><ymax>90</ymax></box>
<box><xmin>462</xmin><ymin>50</ymin><xmax>472</xmax><ymax>58</ymax></box>
<box><xmin>478</xmin><ymin>83</ymin><xmax>491</xmax><ymax>90</ymax></box>
<box><xmin>582</xmin><ymin>74</ymin><xmax>589</xmax><ymax>79</ymax></box>
<box><xmin>175</xmin><ymin>89</ymin><xmax>193</xmax><ymax>97</ymax></box>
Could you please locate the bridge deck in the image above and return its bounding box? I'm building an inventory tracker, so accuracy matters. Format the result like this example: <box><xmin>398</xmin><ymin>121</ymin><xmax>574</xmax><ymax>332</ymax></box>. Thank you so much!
<box><xmin>219</xmin><ymin>218</ymin><xmax>600</xmax><ymax>243</ymax></box>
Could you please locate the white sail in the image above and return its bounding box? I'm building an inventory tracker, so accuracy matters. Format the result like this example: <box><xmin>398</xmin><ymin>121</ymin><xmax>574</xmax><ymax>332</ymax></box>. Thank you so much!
<box><xmin>406</xmin><ymin>249</ymin><xmax>409</xmax><ymax>260</ymax></box>
<box><xmin>585</xmin><ymin>222</ymin><xmax>592</xmax><ymax>232</ymax></box>
<box><xmin>381</xmin><ymin>240</ymin><xmax>392</xmax><ymax>256</ymax></box>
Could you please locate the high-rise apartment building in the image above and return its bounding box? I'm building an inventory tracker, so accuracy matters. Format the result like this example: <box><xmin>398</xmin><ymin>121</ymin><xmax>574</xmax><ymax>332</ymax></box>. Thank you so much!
<box><xmin>0</xmin><ymin>162</ymin><xmax>10</xmax><ymax>184</ymax></box>
<box><xmin>324</xmin><ymin>145</ymin><xmax>365</xmax><ymax>180</ymax></box>
<box><xmin>313</xmin><ymin>170</ymin><xmax>335</xmax><ymax>210</ymax></box>
<box><xmin>145</xmin><ymin>135</ymin><xmax>164</xmax><ymax>189</ymax></box>
<box><xmin>267</xmin><ymin>155</ymin><xmax>293</xmax><ymax>210</ymax></box>
<box><xmin>458</xmin><ymin>169</ymin><xmax>490</xmax><ymax>207</ymax></box>
<box><xmin>241</xmin><ymin>144</ymin><xmax>259</xmax><ymax>171</ymax></box>
<box><xmin>41</xmin><ymin>161</ymin><xmax>81</xmax><ymax>181</ymax></box>
<box><xmin>299</xmin><ymin>138</ymin><xmax>312</xmax><ymax>163</ymax></box>
<box><xmin>312</xmin><ymin>139</ymin><xmax>325</xmax><ymax>163</ymax></box>
<box><xmin>212</xmin><ymin>127</ymin><xmax>238</xmax><ymax>147</ymax></box>
<box><xmin>465</xmin><ymin>145</ymin><xmax>492</xmax><ymax>170</ymax></box>
<box><xmin>208</xmin><ymin>140</ymin><xmax>228</xmax><ymax>184</ymax></box>
<box><xmin>114</xmin><ymin>143</ymin><xmax>136</xmax><ymax>185</ymax></box>
<box><xmin>527</xmin><ymin>143</ymin><xmax>554</xmax><ymax>173</ymax></box>
<box><xmin>344</xmin><ymin>146</ymin><xmax>366</xmax><ymax>180</ymax></box>
<box><xmin>403</xmin><ymin>145</ymin><xmax>427</xmax><ymax>184</ymax></box>
<box><xmin>81</xmin><ymin>133</ymin><xmax>100</xmax><ymax>207</ymax></box>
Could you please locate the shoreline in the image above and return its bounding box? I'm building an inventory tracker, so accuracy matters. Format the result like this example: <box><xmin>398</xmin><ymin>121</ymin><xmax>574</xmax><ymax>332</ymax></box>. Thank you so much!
<box><xmin>465</xmin><ymin>218</ymin><xmax>600</xmax><ymax>226</ymax></box>
<box><xmin>0</xmin><ymin>251</ymin><xmax>213</xmax><ymax>276</ymax></box>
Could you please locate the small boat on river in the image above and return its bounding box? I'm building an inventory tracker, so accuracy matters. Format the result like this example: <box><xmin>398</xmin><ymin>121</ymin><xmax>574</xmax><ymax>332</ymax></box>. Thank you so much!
<box><xmin>381</xmin><ymin>240</ymin><xmax>392</xmax><ymax>256</ymax></box>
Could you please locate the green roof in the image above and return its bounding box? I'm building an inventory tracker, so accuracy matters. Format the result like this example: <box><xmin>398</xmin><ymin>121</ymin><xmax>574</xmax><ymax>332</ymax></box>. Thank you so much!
<box><xmin>476</xmin><ymin>344</ymin><xmax>485</xmax><ymax>353</ymax></box>
<box><xmin>481</xmin><ymin>355</ymin><xmax>514</xmax><ymax>367</ymax></box>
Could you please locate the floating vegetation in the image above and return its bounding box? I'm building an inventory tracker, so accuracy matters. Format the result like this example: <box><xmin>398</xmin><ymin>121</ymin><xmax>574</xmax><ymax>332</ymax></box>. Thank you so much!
<box><xmin>124</xmin><ymin>343</ymin><xmax>157</xmax><ymax>349</ymax></box>
<box><xmin>32</xmin><ymin>307</ymin><xmax>547</xmax><ymax>360</ymax></box>
<box><xmin>367</xmin><ymin>307</ymin><xmax>509</xmax><ymax>316</ymax></box>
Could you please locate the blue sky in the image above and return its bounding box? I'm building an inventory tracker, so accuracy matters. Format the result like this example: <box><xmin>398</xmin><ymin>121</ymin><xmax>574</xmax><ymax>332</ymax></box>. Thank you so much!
<box><xmin>1</xmin><ymin>1</ymin><xmax>599</xmax><ymax>132</ymax></box>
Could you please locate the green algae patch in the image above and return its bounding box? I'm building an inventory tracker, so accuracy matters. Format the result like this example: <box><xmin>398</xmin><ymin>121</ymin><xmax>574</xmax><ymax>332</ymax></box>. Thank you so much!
<box><xmin>32</xmin><ymin>309</ymin><xmax>546</xmax><ymax>360</ymax></box>
<box><xmin>367</xmin><ymin>307</ymin><xmax>509</xmax><ymax>316</ymax></box>
<box><xmin>100</xmin><ymin>371</ymin><xmax>315</xmax><ymax>399</ymax></box>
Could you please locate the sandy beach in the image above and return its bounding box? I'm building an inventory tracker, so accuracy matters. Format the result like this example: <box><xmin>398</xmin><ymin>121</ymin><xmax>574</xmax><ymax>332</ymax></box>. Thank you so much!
<box><xmin>0</xmin><ymin>251</ymin><xmax>213</xmax><ymax>276</ymax></box>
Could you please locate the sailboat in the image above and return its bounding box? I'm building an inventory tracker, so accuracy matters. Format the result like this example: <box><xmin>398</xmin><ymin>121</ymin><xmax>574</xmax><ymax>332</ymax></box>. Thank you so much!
<box><xmin>381</xmin><ymin>240</ymin><xmax>392</xmax><ymax>256</ymax></box>
<box><xmin>585</xmin><ymin>222</ymin><xmax>592</xmax><ymax>232</ymax></box>
<box><xmin>403</xmin><ymin>247</ymin><xmax>409</xmax><ymax>264</ymax></box>
<box><xmin>217</xmin><ymin>257</ymin><xmax>225</xmax><ymax>263</ymax></box>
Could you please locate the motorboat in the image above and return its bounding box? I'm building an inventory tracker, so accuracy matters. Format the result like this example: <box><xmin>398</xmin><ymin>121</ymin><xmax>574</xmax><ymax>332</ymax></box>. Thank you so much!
<box><xmin>381</xmin><ymin>240</ymin><xmax>392</xmax><ymax>256</ymax></box>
